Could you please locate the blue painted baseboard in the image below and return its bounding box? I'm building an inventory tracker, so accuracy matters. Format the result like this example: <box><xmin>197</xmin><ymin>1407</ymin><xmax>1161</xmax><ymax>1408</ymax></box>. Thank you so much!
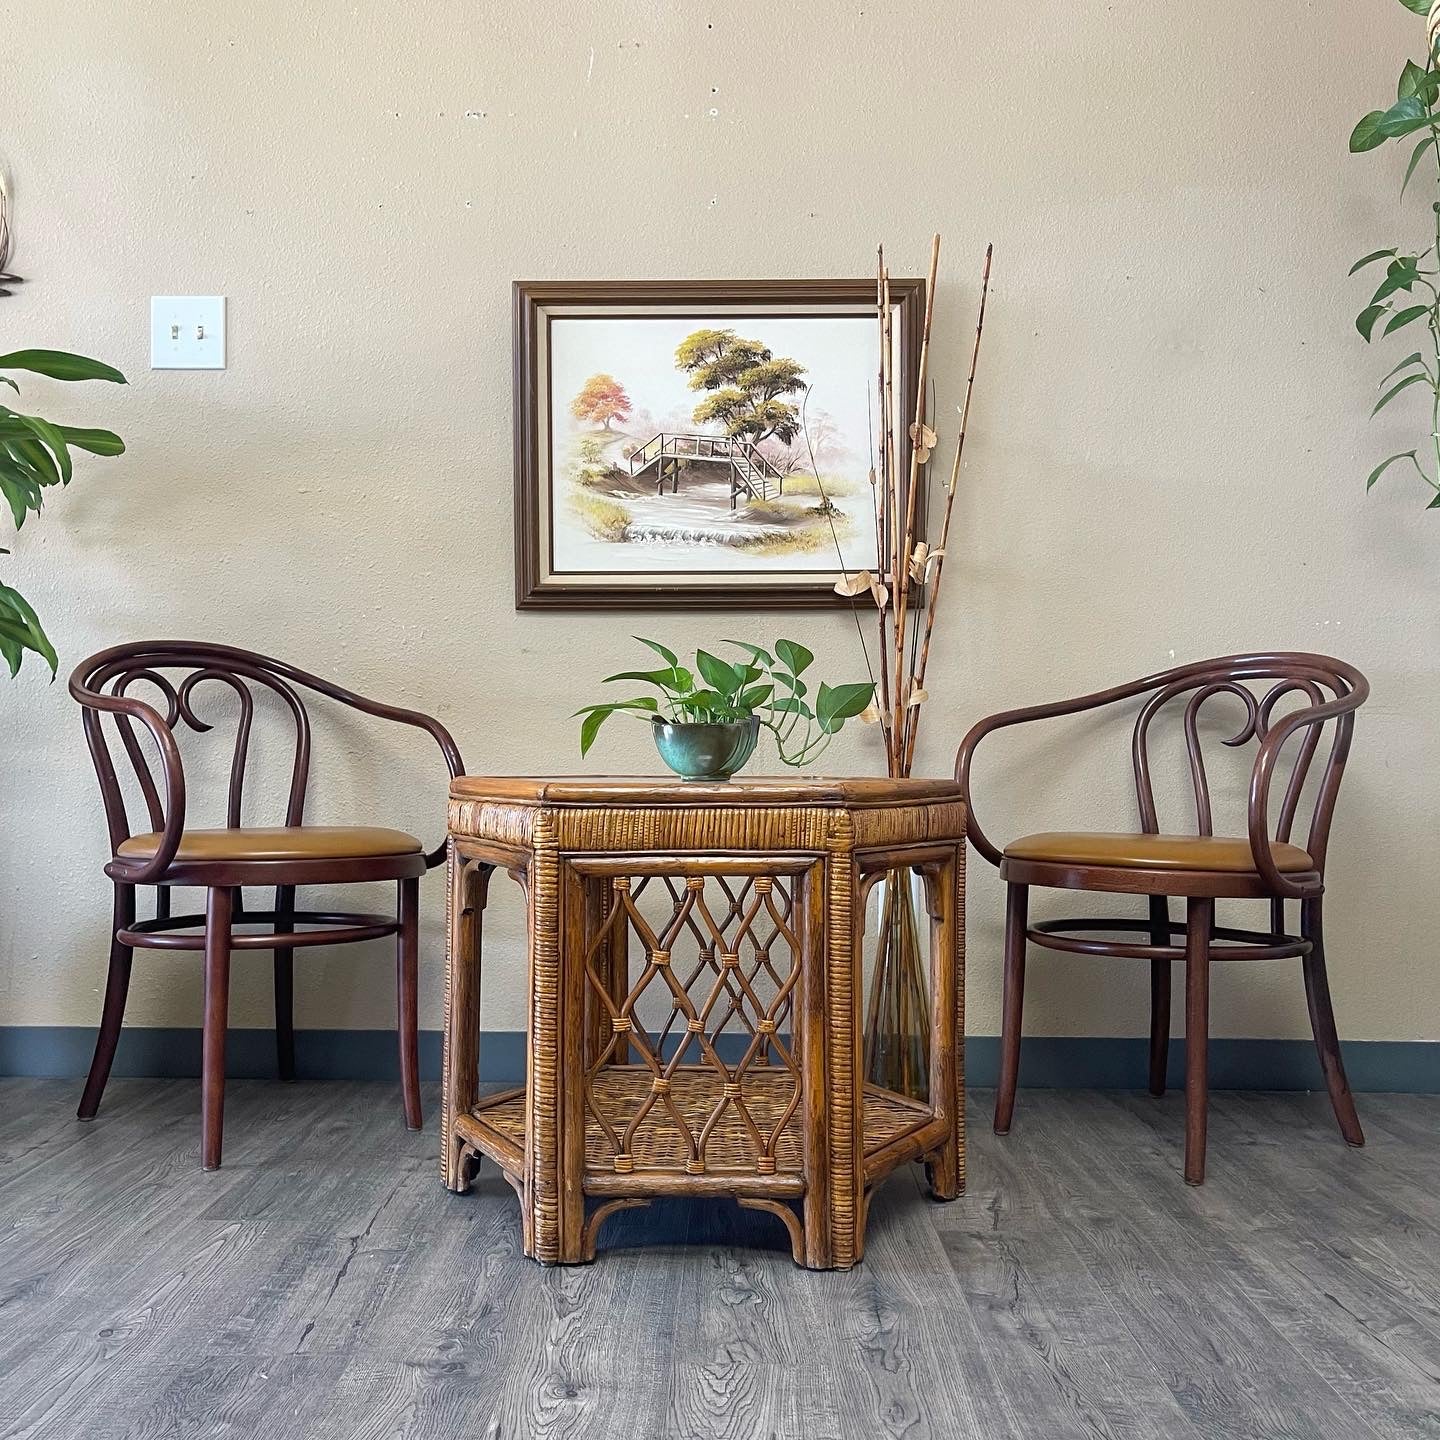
<box><xmin>1</xmin><ymin>1027</ymin><xmax>1435</xmax><ymax>1091</ymax></box>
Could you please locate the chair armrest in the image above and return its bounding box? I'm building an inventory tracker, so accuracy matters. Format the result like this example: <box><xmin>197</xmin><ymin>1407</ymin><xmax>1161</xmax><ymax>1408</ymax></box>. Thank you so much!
<box><xmin>1247</xmin><ymin>684</ymin><xmax>1365</xmax><ymax>898</ymax></box>
<box><xmin>69</xmin><ymin>682</ymin><xmax>187</xmax><ymax>884</ymax></box>
<box><xmin>955</xmin><ymin>684</ymin><xmax>1144</xmax><ymax>867</ymax></box>
<box><xmin>307</xmin><ymin>682</ymin><xmax>465</xmax><ymax>869</ymax></box>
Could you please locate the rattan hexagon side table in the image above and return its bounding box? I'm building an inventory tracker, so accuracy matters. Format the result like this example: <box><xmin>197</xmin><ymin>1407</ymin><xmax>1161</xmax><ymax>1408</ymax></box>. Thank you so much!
<box><xmin>441</xmin><ymin>775</ymin><xmax>965</xmax><ymax>1270</ymax></box>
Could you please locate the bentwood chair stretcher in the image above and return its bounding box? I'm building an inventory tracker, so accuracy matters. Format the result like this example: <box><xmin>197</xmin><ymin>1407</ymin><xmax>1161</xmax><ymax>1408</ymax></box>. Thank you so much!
<box><xmin>441</xmin><ymin>775</ymin><xmax>966</xmax><ymax>1269</ymax></box>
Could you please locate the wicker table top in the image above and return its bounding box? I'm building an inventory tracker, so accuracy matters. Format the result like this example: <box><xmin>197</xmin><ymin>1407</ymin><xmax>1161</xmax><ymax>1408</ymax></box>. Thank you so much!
<box><xmin>449</xmin><ymin>773</ymin><xmax>966</xmax><ymax>808</ymax></box>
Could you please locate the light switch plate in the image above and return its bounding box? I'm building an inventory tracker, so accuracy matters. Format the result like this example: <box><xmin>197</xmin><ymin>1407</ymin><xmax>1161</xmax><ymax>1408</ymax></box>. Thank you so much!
<box><xmin>150</xmin><ymin>296</ymin><xmax>226</xmax><ymax>369</ymax></box>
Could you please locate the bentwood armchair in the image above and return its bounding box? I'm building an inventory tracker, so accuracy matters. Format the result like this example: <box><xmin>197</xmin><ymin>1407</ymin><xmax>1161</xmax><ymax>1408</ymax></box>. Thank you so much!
<box><xmin>70</xmin><ymin>641</ymin><xmax>464</xmax><ymax>1169</ymax></box>
<box><xmin>955</xmin><ymin>652</ymin><xmax>1368</xmax><ymax>1185</ymax></box>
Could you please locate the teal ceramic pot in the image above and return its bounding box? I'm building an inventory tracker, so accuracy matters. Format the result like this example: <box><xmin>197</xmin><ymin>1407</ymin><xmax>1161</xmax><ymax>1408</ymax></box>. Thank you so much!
<box><xmin>651</xmin><ymin>715</ymin><xmax>761</xmax><ymax>782</ymax></box>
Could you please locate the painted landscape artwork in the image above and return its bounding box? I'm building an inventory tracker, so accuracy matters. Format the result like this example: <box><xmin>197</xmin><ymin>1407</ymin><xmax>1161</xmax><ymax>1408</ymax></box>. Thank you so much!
<box><xmin>548</xmin><ymin>315</ymin><xmax>882</xmax><ymax>578</ymax></box>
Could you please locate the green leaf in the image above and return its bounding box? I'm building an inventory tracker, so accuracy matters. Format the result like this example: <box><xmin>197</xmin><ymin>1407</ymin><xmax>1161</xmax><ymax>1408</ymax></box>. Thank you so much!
<box><xmin>4</xmin><ymin>433</ymin><xmax>61</xmax><ymax>489</ymax></box>
<box><xmin>773</xmin><ymin>638</ymin><xmax>814</xmax><ymax>675</ymax></box>
<box><xmin>1428</xmin><ymin>488</ymin><xmax>1440</xmax><ymax>507</ymax></box>
<box><xmin>815</xmin><ymin>680</ymin><xmax>875</xmax><ymax>733</ymax></box>
<box><xmin>1366</xmin><ymin>451</ymin><xmax>1418</xmax><ymax>489</ymax></box>
<box><xmin>632</xmin><ymin>635</ymin><xmax>678</xmax><ymax>667</ymax></box>
<box><xmin>1377</xmin><ymin>95</ymin><xmax>1435</xmax><ymax>139</ymax></box>
<box><xmin>736</xmin><ymin>683</ymin><xmax>774</xmax><ymax>710</ymax></box>
<box><xmin>0</xmin><ymin>377</ymin><xmax>16</xmax><ymax>394</ymax></box>
<box><xmin>770</xmin><ymin>696</ymin><xmax>813</xmax><ymax>718</ymax></box>
<box><xmin>0</xmin><ymin>581</ymin><xmax>57</xmax><ymax>674</ymax></box>
<box><xmin>1351</xmin><ymin>111</ymin><xmax>1390</xmax><ymax>153</ymax></box>
<box><xmin>1397</xmin><ymin>0</ymin><xmax>1430</xmax><ymax>16</ymax></box>
<box><xmin>723</xmin><ymin>639</ymin><xmax>774</xmax><ymax>667</ymax></box>
<box><xmin>601</xmin><ymin>666</ymin><xmax>691</xmax><ymax>694</ymax></box>
<box><xmin>1370</xmin><ymin>257</ymin><xmax>1420</xmax><ymax>306</ymax></box>
<box><xmin>1381</xmin><ymin>351</ymin><xmax>1428</xmax><ymax>385</ymax></box>
<box><xmin>1357</xmin><ymin>303</ymin><xmax>1390</xmax><ymax>341</ymax></box>
<box><xmin>678</xmin><ymin>688</ymin><xmax>725</xmax><ymax>714</ymax></box>
<box><xmin>695</xmin><ymin>649</ymin><xmax>742</xmax><ymax>696</ymax></box>
<box><xmin>1384</xmin><ymin>304</ymin><xmax>1432</xmax><ymax>335</ymax></box>
<box><xmin>1403</xmin><ymin>137</ymin><xmax>1436</xmax><ymax>196</ymax></box>
<box><xmin>0</xmin><ymin>350</ymin><xmax>126</xmax><ymax>384</ymax></box>
<box><xmin>16</xmin><ymin>414</ymin><xmax>72</xmax><ymax>484</ymax></box>
<box><xmin>0</xmin><ymin>471</ymin><xmax>39</xmax><ymax>528</ymax></box>
<box><xmin>56</xmin><ymin>426</ymin><xmax>124</xmax><ymax>456</ymax></box>
<box><xmin>1350</xmin><ymin>248</ymin><xmax>1398</xmax><ymax>275</ymax></box>
<box><xmin>1372</xmin><ymin>371</ymin><xmax>1431</xmax><ymax>415</ymax></box>
<box><xmin>579</xmin><ymin>707</ymin><xmax>610</xmax><ymax>756</ymax></box>
<box><xmin>1399</xmin><ymin>59</ymin><xmax>1429</xmax><ymax>98</ymax></box>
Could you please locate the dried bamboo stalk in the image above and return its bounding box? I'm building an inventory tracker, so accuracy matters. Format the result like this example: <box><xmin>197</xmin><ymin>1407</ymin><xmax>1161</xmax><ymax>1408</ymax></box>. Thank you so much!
<box><xmin>902</xmin><ymin>244</ymin><xmax>993</xmax><ymax>773</ymax></box>
<box><xmin>891</xmin><ymin>234</ymin><xmax>941</xmax><ymax>774</ymax></box>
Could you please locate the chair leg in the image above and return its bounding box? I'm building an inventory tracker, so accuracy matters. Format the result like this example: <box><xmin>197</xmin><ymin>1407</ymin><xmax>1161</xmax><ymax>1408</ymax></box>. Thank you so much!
<box><xmin>397</xmin><ymin>876</ymin><xmax>422</xmax><ymax>1130</ymax></box>
<box><xmin>1300</xmin><ymin>897</ymin><xmax>1364</xmax><ymax>1148</ymax></box>
<box><xmin>274</xmin><ymin>884</ymin><xmax>296</xmax><ymax>1082</ymax></box>
<box><xmin>1148</xmin><ymin>896</ymin><xmax>1171</xmax><ymax>1097</ymax></box>
<box><xmin>77</xmin><ymin>885</ymin><xmax>138</xmax><ymax>1120</ymax></box>
<box><xmin>1183</xmin><ymin>897</ymin><xmax>1213</xmax><ymax>1186</ymax></box>
<box><xmin>993</xmin><ymin>881</ymin><xmax>1028</xmax><ymax>1136</ymax></box>
<box><xmin>202</xmin><ymin>886</ymin><xmax>234</xmax><ymax>1171</ymax></box>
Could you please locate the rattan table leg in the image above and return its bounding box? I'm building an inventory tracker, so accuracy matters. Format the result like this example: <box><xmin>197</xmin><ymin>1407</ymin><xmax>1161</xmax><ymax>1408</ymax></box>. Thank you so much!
<box><xmin>442</xmin><ymin>849</ymin><xmax>492</xmax><ymax>1193</ymax></box>
<box><xmin>923</xmin><ymin>845</ymin><xmax>965</xmax><ymax>1201</ymax></box>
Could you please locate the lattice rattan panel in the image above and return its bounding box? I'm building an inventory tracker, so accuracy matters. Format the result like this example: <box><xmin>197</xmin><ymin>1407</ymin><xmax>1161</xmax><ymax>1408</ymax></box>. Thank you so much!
<box><xmin>582</xmin><ymin>872</ymin><xmax>801</xmax><ymax>1178</ymax></box>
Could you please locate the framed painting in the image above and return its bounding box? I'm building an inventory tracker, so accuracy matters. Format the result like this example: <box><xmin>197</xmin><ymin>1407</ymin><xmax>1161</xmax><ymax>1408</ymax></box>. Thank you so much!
<box><xmin>513</xmin><ymin>278</ymin><xmax>924</xmax><ymax>609</ymax></box>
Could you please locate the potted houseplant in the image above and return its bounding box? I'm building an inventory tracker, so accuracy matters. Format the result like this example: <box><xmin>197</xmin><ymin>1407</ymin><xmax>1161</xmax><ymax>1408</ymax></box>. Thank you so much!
<box><xmin>576</xmin><ymin>636</ymin><xmax>874</xmax><ymax>780</ymax></box>
<box><xmin>1349</xmin><ymin>0</ymin><xmax>1440</xmax><ymax>508</ymax></box>
<box><xmin>0</xmin><ymin>348</ymin><xmax>126</xmax><ymax>672</ymax></box>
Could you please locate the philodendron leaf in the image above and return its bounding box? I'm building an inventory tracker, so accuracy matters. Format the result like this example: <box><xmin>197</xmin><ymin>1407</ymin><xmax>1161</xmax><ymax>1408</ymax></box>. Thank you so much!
<box><xmin>722</xmin><ymin>639</ymin><xmax>774</xmax><ymax>667</ymax></box>
<box><xmin>1366</xmin><ymin>451</ymin><xmax>1418</xmax><ymax>489</ymax></box>
<box><xmin>1371</xmin><ymin>257</ymin><xmax>1420</xmax><ymax>305</ymax></box>
<box><xmin>0</xmin><ymin>350</ymin><xmax>126</xmax><ymax>384</ymax></box>
<box><xmin>1357</xmin><ymin>303</ymin><xmax>1390</xmax><ymax>341</ymax></box>
<box><xmin>632</xmin><ymin>635</ymin><xmax>678</xmax><ymax>666</ymax></box>
<box><xmin>1380</xmin><ymin>352</ymin><xmax>1429</xmax><ymax>386</ymax></box>
<box><xmin>1372</xmin><ymin>371</ymin><xmax>1431</xmax><ymax>415</ymax></box>
<box><xmin>574</xmin><ymin>697</ymin><xmax>658</xmax><ymax>756</ymax></box>
<box><xmin>815</xmin><ymin>680</ymin><xmax>876</xmax><ymax>733</ymax></box>
<box><xmin>602</xmin><ymin>665</ymin><xmax>692</xmax><ymax>694</ymax></box>
<box><xmin>695</xmin><ymin>649</ymin><xmax>742</xmax><ymax>696</ymax></box>
<box><xmin>1352</xmin><ymin>111</ymin><xmax>1390</xmax><ymax>152</ymax></box>
<box><xmin>1384</xmin><ymin>304</ymin><xmax>1432</xmax><ymax>335</ymax></box>
<box><xmin>1403</xmin><ymin>137</ymin><xmax>1437</xmax><ymax>196</ymax></box>
<box><xmin>1397</xmin><ymin>0</ymin><xmax>1429</xmax><ymax>16</ymax></box>
<box><xmin>1350</xmin><ymin>249</ymin><xmax>1398</xmax><ymax>276</ymax></box>
<box><xmin>773</xmin><ymin>638</ymin><xmax>814</xmax><ymax>675</ymax></box>
<box><xmin>1427</xmin><ymin>488</ymin><xmax>1440</xmax><ymax>507</ymax></box>
<box><xmin>1378</xmin><ymin>95</ymin><xmax>1434</xmax><ymax>139</ymax></box>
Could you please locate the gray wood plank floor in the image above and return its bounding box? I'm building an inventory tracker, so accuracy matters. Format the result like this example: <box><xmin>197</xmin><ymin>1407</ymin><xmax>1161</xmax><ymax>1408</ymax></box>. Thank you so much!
<box><xmin>0</xmin><ymin>1079</ymin><xmax>1436</xmax><ymax>1439</ymax></box>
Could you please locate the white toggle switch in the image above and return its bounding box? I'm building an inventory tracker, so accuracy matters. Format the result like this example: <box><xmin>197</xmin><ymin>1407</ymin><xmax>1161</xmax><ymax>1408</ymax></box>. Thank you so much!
<box><xmin>150</xmin><ymin>296</ymin><xmax>226</xmax><ymax>369</ymax></box>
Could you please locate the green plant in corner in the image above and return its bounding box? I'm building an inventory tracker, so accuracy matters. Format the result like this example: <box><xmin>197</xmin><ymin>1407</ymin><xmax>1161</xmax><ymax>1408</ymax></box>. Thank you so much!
<box><xmin>0</xmin><ymin>348</ymin><xmax>125</xmax><ymax>673</ymax></box>
<box><xmin>575</xmin><ymin>635</ymin><xmax>874</xmax><ymax>769</ymax></box>
<box><xmin>1350</xmin><ymin>0</ymin><xmax>1440</xmax><ymax>509</ymax></box>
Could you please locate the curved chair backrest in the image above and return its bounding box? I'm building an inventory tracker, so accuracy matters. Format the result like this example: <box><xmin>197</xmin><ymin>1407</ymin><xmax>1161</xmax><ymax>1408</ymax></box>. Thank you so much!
<box><xmin>70</xmin><ymin>640</ymin><xmax>464</xmax><ymax>879</ymax></box>
<box><xmin>956</xmin><ymin>652</ymin><xmax>1368</xmax><ymax>891</ymax></box>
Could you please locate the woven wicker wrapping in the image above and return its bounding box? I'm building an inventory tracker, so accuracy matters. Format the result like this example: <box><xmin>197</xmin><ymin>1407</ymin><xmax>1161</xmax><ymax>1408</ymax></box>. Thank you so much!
<box><xmin>441</xmin><ymin>777</ymin><xmax>966</xmax><ymax>1269</ymax></box>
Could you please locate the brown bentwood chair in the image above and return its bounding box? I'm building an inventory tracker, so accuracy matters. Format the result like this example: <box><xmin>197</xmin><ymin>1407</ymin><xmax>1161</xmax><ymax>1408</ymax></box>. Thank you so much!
<box><xmin>955</xmin><ymin>652</ymin><xmax>1368</xmax><ymax>1185</ymax></box>
<box><xmin>70</xmin><ymin>641</ymin><xmax>464</xmax><ymax>1169</ymax></box>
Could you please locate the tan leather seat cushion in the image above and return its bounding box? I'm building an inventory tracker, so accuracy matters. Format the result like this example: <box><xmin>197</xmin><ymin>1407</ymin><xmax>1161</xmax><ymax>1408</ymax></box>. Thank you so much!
<box><xmin>1004</xmin><ymin>831</ymin><xmax>1314</xmax><ymax>874</ymax></box>
<box><xmin>117</xmin><ymin>826</ymin><xmax>423</xmax><ymax>862</ymax></box>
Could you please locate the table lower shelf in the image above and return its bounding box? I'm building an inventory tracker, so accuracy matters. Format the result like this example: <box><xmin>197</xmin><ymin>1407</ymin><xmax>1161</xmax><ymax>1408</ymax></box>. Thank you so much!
<box><xmin>455</xmin><ymin>1065</ymin><xmax>933</xmax><ymax>1193</ymax></box>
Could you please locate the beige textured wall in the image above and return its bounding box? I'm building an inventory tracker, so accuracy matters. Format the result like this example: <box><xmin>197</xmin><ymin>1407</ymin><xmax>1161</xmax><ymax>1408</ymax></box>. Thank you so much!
<box><xmin>2</xmin><ymin>0</ymin><xmax>1436</xmax><ymax>1048</ymax></box>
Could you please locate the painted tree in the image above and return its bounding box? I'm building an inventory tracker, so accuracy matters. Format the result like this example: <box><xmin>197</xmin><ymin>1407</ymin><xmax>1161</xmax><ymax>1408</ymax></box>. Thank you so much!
<box><xmin>675</xmin><ymin>329</ymin><xmax>806</xmax><ymax>447</ymax></box>
<box><xmin>570</xmin><ymin>372</ymin><xmax>632</xmax><ymax>430</ymax></box>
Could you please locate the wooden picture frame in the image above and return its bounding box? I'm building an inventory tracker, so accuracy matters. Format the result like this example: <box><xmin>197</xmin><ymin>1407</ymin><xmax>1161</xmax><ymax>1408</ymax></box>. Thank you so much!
<box><xmin>513</xmin><ymin>278</ymin><xmax>924</xmax><ymax>610</ymax></box>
